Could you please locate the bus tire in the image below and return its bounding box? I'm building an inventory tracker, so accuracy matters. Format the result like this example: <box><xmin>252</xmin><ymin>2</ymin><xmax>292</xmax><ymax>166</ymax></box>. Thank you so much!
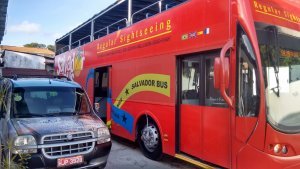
<box><xmin>137</xmin><ymin>119</ymin><xmax>162</xmax><ymax>160</ymax></box>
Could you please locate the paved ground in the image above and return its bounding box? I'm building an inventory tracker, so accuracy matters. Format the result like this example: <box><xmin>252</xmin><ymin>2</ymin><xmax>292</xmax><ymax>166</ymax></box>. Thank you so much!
<box><xmin>106</xmin><ymin>137</ymin><xmax>199</xmax><ymax>169</ymax></box>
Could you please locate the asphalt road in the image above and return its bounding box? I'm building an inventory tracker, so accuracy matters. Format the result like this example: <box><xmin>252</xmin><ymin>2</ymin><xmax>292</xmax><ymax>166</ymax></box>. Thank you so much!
<box><xmin>105</xmin><ymin>137</ymin><xmax>199</xmax><ymax>169</ymax></box>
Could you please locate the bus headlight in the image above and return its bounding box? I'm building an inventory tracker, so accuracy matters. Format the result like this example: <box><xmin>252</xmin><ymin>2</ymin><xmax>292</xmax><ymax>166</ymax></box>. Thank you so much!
<box><xmin>96</xmin><ymin>127</ymin><xmax>111</xmax><ymax>144</ymax></box>
<box><xmin>13</xmin><ymin>135</ymin><xmax>37</xmax><ymax>154</ymax></box>
<box><xmin>273</xmin><ymin>144</ymin><xmax>281</xmax><ymax>154</ymax></box>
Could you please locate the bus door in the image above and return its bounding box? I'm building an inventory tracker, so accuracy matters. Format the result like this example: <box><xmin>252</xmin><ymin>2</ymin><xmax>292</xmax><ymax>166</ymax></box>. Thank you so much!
<box><xmin>94</xmin><ymin>66</ymin><xmax>111</xmax><ymax>123</ymax></box>
<box><xmin>178</xmin><ymin>53</ymin><xmax>230</xmax><ymax>168</ymax></box>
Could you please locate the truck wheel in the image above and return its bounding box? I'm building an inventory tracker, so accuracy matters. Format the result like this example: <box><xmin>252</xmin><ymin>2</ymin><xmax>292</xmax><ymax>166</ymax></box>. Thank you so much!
<box><xmin>138</xmin><ymin>120</ymin><xmax>162</xmax><ymax>160</ymax></box>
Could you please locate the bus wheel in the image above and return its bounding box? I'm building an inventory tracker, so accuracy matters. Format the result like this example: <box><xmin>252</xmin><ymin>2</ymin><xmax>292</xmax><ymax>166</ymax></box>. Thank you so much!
<box><xmin>138</xmin><ymin>119</ymin><xmax>162</xmax><ymax>160</ymax></box>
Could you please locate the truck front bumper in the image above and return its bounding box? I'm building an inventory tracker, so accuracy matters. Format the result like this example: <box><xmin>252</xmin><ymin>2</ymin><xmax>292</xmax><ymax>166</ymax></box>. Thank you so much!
<box><xmin>24</xmin><ymin>141</ymin><xmax>111</xmax><ymax>169</ymax></box>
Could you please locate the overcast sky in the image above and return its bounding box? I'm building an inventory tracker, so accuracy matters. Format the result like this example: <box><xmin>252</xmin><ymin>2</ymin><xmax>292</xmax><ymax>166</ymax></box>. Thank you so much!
<box><xmin>2</xmin><ymin>0</ymin><xmax>112</xmax><ymax>46</ymax></box>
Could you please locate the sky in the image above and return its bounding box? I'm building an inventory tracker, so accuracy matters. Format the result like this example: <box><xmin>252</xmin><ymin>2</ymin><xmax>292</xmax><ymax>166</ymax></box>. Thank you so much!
<box><xmin>2</xmin><ymin>0</ymin><xmax>299</xmax><ymax>47</ymax></box>
<box><xmin>2</xmin><ymin>0</ymin><xmax>112</xmax><ymax>46</ymax></box>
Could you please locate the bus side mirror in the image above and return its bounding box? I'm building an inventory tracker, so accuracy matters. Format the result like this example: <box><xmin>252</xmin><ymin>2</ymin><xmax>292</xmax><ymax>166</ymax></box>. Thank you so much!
<box><xmin>214</xmin><ymin>58</ymin><xmax>221</xmax><ymax>89</ymax></box>
<box><xmin>214</xmin><ymin>56</ymin><xmax>230</xmax><ymax>90</ymax></box>
<box><xmin>214</xmin><ymin>39</ymin><xmax>234</xmax><ymax>108</ymax></box>
<box><xmin>94</xmin><ymin>103</ymin><xmax>100</xmax><ymax>112</ymax></box>
<box><xmin>223</xmin><ymin>57</ymin><xmax>230</xmax><ymax>90</ymax></box>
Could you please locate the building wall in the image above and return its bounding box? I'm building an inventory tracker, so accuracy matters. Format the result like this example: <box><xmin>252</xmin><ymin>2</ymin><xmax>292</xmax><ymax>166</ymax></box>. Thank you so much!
<box><xmin>3</xmin><ymin>51</ymin><xmax>46</xmax><ymax>70</ymax></box>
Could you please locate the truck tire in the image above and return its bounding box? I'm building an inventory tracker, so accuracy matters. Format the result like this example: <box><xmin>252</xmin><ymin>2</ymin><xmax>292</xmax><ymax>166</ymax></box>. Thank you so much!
<box><xmin>138</xmin><ymin>119</ymin><xmax>162</xmax><ymax>160</ymax></box>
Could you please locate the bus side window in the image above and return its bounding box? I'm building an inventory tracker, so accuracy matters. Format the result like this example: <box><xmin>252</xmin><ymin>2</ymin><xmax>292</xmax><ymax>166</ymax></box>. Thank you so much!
<box><xmin>181</xmin><ymin>60</ymin><xmax>200</xmax><ymax>105</ymax></box>
<box><xmin>237</xmin><ymin>28</ymin><xmax>259</xmax><ymax>117</ymax></box>
<box><xmin>205</xmin><ymin>58</ymin><xmax>227</xmax><ymax>107</ymax></box>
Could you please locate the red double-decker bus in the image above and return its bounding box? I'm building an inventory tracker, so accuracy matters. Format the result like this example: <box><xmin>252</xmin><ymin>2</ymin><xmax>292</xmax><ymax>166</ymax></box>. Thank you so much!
<box><xmin>55</xmin><ymin>0</ymin><xmax>300</xmax><ymax>168</ymax></box>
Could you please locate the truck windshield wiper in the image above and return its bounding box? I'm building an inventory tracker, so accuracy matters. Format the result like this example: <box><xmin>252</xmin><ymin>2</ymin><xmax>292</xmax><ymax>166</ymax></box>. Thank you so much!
<box><xmin>77</xmin><ymin>112</ymin><xmax>91</xmax><ymax>115</ymax></box>
<box><xmin>49</xmin><ymin>111</ymin><xmax>90</xmax><ymax>116</ymax></box>
<box><xmin>15</xmin><ymin>113</ymin><xmax>55</xmax><ymax>118</ymax></box>
<box><xmin>51</xmin><ymin>112</ymin><xmax>77</xmax><ymax>116</ymax></box>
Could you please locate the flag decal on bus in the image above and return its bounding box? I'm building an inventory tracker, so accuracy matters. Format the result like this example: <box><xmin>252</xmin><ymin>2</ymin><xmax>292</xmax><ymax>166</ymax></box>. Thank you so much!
<box><xmin>182</xmin><ymin>27</ymin><xmax>210</xmax><ymax>41</ymax></box>
<box><xmin>182</xmin><ymin>34</ymin><xmax>188</xmax><ymax>40</ymax></box>
<box><xmin>108</xmin><ymin>97</ymin><xmax>134</xmax><ymax>133</ymax></box>
<box><xmin>204</xmin><ymin>28</ymin><xmax>210</xmax><ymax>35</ymax></box>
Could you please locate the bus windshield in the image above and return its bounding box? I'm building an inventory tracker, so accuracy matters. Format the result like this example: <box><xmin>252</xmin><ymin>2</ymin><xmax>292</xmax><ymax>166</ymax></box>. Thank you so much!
<box><xmin>256</xmin><ymin>22</ymin><xmax>300</xmax><ymax>133</ymax></box>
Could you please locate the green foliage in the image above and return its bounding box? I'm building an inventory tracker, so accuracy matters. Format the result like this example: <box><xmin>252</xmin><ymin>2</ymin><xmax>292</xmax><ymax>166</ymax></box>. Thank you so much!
<box><xmin>0</xmin><ymin>81</ymin><xmax>30</xmax><ymax>169</ymax></box>
<box><xmin>1</xmin><ymin>140</ymin><xmax>31</xmax><ymax>169</ymax></box>
<box><xmin>23</xmin><ymin>43</ymin><xmax>55</xmax><ymax>52</ymax></box>
<box><xmin>281</xmin><ymin>57</ymin><xmax>300</xmax><ymax>66</ymax></box>
<box><xmin>0</xmin><ymin>81</ymin><xmax>8</xmax><ymax>113</ymax></box>
<box><xmin>47</xmin><ymin>45</ymin><xmax>55</xmax><ymax>52</ymax></box>
<box><xmin>24</xmin><ymin>42</ymin><xmax>46</xmax><ymax>49</ymax></box>
<box><xmin>259</xmin><ymin>45</ymin><xmax>300</xmax><ymax>67</ymax></box>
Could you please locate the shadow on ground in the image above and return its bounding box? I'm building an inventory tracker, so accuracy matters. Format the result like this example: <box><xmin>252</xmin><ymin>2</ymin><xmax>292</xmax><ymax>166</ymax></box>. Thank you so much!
<box><xmin>105</xmin><ymin>135</ymin><xmax>200</xmax><ymax>169</ymax></box>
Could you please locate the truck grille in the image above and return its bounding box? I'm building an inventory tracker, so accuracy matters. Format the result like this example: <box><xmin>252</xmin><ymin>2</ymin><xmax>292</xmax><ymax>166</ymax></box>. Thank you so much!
<box><xmin>41</xmin><ymin>132</ymin><xmax>95</xmax><ymax>159</ymax></box>
<box><xmin>43</xmin><ymin>132</ymin><xmax>93</xmax><ymax>144</ymax></box>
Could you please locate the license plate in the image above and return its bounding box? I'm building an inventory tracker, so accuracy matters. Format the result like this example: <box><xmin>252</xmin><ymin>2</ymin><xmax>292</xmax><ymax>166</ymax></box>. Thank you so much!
<box><xmin>57</xmin><ymin>155</ymin><xmax>83</xmax><ymax>168</ymax></box>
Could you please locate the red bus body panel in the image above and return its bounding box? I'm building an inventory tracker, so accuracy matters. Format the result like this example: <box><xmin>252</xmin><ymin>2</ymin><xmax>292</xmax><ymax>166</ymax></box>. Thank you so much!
<box><xmin>55</xmin><ymin>0</ymin><xmax>300</xmax><ymax>168</ymax></box>
<box><xmin>234</xmin><ymin>0</ymin><xmax>300</xmax><ymax>169</ymax></box>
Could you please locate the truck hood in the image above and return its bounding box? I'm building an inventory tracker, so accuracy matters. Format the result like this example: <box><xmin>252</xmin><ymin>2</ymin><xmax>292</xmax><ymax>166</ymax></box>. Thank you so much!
<box><xmin>11</xmin><ymin>114</ymin><xmax>105</xmax><ymax>143</ymax></box>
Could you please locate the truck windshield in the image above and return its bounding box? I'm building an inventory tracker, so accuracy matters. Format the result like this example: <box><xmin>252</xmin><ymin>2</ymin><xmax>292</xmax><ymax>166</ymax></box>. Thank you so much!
<box><xmin>256</xmin><ymin>22</ymin><xmax>300</xmax><ymax>133</ymax></box>
<box><xmin>12</xmin><ymin>87</ymin><xmax>91</xmax><ymax>118</ymax></box>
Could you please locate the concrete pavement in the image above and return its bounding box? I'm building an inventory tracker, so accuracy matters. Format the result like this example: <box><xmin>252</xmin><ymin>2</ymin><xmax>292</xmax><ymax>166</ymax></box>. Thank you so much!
<box><xmin>105</xmin><ymin>137</ymin><xmax>199</xmax><ymax>169</ymax></box>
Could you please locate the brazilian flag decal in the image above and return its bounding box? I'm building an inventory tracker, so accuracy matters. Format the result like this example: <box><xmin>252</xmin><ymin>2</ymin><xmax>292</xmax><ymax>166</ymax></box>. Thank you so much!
<box><xmin>108</xmin><ymin>98</ymin><xmax>134</xmax><ymax>133</ymax></box>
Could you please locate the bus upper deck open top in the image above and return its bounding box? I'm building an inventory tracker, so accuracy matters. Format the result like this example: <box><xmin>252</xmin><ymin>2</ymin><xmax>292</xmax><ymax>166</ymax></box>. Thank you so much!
<box><xmin>55</xmin><ymin>0</ymin><xmax>300</xmax><ymax>168</ymax></box>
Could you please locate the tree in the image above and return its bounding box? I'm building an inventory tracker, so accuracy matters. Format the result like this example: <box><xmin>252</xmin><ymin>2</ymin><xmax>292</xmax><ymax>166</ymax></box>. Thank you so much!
<box><xmin>47</xmin><ymin>45</ymin><xmax>55</xmax><ymax>52</ymax></box>
<box><xmin>24</xmin><ymin>42</ymin><xmax>46</xmax><ymax>49</ymax></box>
<box><xmin>24</xmin><ymin>43</ymin><xmax>55</xmax><ymax>52</ymax></box>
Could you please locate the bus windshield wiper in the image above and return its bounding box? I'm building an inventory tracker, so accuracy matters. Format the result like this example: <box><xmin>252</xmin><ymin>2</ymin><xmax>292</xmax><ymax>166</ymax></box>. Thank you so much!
<box><xmin>267</xmin><ymin>26</ymin><xmax>280</xmax><ymax>97</ymax></box>
<box><xmin>270</xmin><ymin>66</ymin><xmax>280</xmax><ymax>97</ymax></box>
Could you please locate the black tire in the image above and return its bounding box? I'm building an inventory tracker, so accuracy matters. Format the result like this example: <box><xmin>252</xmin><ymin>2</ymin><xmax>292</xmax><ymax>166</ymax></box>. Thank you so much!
<box><xmin>137</xmin><ymin>119</ymin><xmax>162</xmax><ymax>160</ymax></box>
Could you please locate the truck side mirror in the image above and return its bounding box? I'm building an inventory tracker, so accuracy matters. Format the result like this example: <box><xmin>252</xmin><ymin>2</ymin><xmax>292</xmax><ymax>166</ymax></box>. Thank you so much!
<box><xmin>94</xmin><ymin>103</ymin><xmax>100</xmax><ymax>112</ymax></box>
<box><xmin>0</xmin><ymin>111</ymin><xmax>4</xmax><ymax>119</ymax></box>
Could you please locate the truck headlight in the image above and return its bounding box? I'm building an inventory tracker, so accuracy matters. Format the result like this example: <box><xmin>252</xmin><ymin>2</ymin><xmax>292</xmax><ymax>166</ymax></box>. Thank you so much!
<box><xmin>96</xmin><ymin>127</ymin><xmax>110</xmax><ymax>144</ymax></box>
<box><xmin>13</xmin><ymin>135</ymin><xmax>37</xmax><ymax>154</ymax></box>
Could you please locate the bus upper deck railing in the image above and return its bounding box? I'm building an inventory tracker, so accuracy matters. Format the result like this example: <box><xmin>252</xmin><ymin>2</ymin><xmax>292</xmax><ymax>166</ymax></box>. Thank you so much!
<box><xmin>93</xmin><ymin>18</ymin><xmax>128</xmax><ymax>40</ymax></box>
<box><xmin>56</xmin><ymin>0</ymin><xmax>186</xmax><ymax>55</ymax></box>
<box><xmin>71</xmin><ymin>35</ymin><xmax>91</xmax><ymax>49</ymax></box>
<box><xmin>56</xmin><ymin>46</ymin><xmax>69</xmax><ymax>55</ymax></box>
<box><xmin>131</xmin><ymin>1</ymin><xmax>162</xmax><ymax>24</ymax></box>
